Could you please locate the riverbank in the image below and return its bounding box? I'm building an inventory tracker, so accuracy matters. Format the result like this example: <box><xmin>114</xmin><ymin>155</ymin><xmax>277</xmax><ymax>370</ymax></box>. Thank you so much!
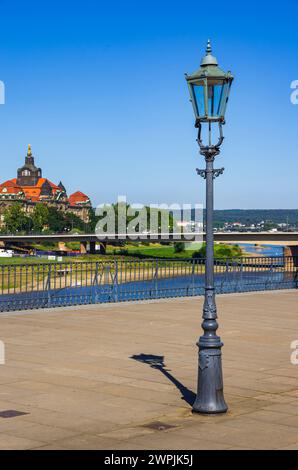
<box><xmin>233</xmin><ymin>243</ymin><xmax>284</xmax><ymax>257</ymax></box>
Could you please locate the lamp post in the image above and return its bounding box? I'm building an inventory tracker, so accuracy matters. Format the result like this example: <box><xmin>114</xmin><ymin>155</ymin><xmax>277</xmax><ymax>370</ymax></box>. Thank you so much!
<box><xmin>185</xmin><ymin>40</ymin><xmax>233</xmax><ymax>414</ymax></box>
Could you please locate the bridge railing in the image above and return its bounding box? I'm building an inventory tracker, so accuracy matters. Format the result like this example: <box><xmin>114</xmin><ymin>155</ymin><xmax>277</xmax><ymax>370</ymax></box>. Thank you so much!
<box><xmin>0</xmin><ymin>256</ymin><xmax>297</xmax><ymax>312</ymax></box>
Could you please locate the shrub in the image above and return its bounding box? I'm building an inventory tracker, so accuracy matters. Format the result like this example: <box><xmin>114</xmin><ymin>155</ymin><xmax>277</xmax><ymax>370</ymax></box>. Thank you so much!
<box><xmin>174</xmin><ymin>242</ymin><xmax>185</xmax><ymax>253</ymax></box>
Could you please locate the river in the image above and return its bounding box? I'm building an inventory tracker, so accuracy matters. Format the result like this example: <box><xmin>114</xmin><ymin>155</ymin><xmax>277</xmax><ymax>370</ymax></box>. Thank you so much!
<box><xmin>238</xmin><ymin>243</ymin><xmax>284</xmax><ymax>257</ymax></box>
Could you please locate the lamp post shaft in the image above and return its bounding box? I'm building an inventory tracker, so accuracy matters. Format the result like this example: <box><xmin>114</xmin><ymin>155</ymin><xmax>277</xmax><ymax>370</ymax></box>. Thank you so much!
<box><xmin>205</xmin><ymin>156</ymin><xmax>215</xmax><ymax>291</ymax></box>
<box><xmin>192</xmin><ymin>148</ymin><xmax>228</xmax><ymax>414</ymax></box>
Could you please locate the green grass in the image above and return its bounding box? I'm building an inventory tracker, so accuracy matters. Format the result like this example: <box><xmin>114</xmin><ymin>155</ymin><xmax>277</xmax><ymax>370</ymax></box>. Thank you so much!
<box><xmin>107</xmin><ymin>245</ymin><xmax>189</xmax><ymax>258</ymax></box>
<box><xmin>0</xmin><ymin>257</ymin><xmax>58</xmax><ymax>265</ymax></box>
<box><xmin>31</xmin><ymin>242</ymin><xmax>58</xmax><ymax>251</ymax></box>
<box><xmin>106</xmin><ymin>243</ymin><xmax>244</xmax><ymax>259</ymax></box>
<box><xmin>65</xmin><ymin>242</ymin><xmax>81</xmax><ymax>251</ymax></box>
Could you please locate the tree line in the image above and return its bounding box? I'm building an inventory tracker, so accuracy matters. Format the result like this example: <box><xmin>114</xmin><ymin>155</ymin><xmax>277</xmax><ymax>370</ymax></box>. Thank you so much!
<box><xmin>0</xmin><ymin>202</ymin><xmax>175</xmax><ymax>235</ymax></box>
<box><xmin>1</xmin><ymin>203</ymin><xmax>94</xmax><ymax>234</ymax></box>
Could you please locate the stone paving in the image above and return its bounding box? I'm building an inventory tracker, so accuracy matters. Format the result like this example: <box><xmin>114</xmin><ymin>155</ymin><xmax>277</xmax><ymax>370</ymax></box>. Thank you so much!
<box><xmin>0</xmin><ymin>290</ymin><xmax>297</xmax><ymax>449</ymax></box>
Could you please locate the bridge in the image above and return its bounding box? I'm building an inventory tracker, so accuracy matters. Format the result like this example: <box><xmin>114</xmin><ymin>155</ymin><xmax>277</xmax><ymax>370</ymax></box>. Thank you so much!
<box><xmin>0</xmin><ymin>232</ymin><xmax>298</xmax><ymax>256</ymax></box>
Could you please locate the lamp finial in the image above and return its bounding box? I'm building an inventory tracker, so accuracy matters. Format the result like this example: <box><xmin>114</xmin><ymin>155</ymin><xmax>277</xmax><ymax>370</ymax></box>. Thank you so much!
<box><xmin>206</xmin><ymin>39</ymin><xmax>212</xmax><ymax>55</ymax></box>
<box><xmin>27</xmin><ymin>144</ymin><xmax>32</xmax><ymax>156</ymax></box>
<box><xmin>201</xmin><ymin>39</ymin><xmax>218</xmax><ymax>67</ymax></box>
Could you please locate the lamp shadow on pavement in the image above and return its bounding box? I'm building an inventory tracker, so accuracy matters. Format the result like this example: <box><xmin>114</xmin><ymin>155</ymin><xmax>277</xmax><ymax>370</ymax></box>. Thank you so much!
<box><xmin>130</xmin><ymin>354</ymin><xmax>196</xmax><ymax>407</ymax></box>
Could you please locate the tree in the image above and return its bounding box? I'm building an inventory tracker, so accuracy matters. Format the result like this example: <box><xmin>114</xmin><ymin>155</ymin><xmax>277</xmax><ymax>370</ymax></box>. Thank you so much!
<box><xmin>174</xmin><ymin>242</ymin><xmax>185</xmax><ymax>253</ymax></box>
<box><xmin>87</xmin><ymin>208</ymin><xmax>97</xmax><ymax>232</ymax></box>
<box><xmin>94</xmin><ymin>202</ymin><xmax>176</xmax><ymax>235</ymax></box>
<box><xmin>47</xmin><ymin>207</ymin><xmax>66</xmax><ymax>233</ymax></box>
<box><xmin>64</xmin><ymin>212</ymin><xmax>86</xmax><ymax>232</ymax></box>
<box><xmin>3</xmin><ymin>203</ymin><xmax>31</xmax><ymax>233</ymax></box>
<box><xmin>32</xmin><ymin>204</ymin><xmax>49</xmax><ymax>232</ymax></box>
<box><xmin>192</xmin><ymin>243</ymin><xmax>243</xmax><ymax>259</ymax></box>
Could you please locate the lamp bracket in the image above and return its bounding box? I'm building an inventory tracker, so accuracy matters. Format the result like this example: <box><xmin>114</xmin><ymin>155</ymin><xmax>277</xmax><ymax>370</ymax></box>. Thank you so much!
<box><xmin>196</xmin><ymin>121</ymin><xmax>225</xmax><ymax>155</ymax></box>
<box><xmin>196</xmin><ymin>167</ymin><xmax>225</xmax><ymax>179</ymax></box>
<box><xmin>196</xmin><ymin>169</ymin><xmax>207</xmax><ymax>179</ymax></box>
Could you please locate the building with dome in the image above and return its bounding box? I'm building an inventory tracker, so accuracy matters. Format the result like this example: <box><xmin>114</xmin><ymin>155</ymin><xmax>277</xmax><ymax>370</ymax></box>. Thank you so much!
<box><xmin>0</xmin><ymin>145</ymin><xmax>92</xmax><ymax>226</ymax></box>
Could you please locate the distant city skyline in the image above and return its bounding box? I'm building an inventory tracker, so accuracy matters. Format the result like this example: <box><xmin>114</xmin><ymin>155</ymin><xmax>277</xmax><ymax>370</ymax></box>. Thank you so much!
<box><xmin>0</xmin><ymin>0</ymin><xmax>297</xmax><ymax>209</ymax></box>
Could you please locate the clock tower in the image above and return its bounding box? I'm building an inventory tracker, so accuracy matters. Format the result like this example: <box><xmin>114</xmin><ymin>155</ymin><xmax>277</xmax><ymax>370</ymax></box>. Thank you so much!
<box><xmin>17</xmin><ymin>145</ymin><xmax>42</xmax><ymax>186</ymax></box>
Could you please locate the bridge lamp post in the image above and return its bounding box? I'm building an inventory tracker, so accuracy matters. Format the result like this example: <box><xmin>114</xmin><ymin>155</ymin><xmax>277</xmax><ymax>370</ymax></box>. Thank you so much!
<box><xmin>185</xmin><ymin>40</ymin><xmax>233</xmax><ymax>414</ymax></box>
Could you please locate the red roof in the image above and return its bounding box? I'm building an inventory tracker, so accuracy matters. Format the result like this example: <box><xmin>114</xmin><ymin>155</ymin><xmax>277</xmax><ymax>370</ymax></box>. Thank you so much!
<box><xmin>0</xmin><ymin>178</ymin><xmax>90</xmax><ymax>205</ymax></box>
<box><xmin>12</xmin><ymin>178</ymin><xmax>60</xmax><ymax>201</ymax></box>
<box><xmin>0</xmin><ymin>180</ymin><xmax>24</xmax><ymax>195</ymax></box>
<box><xmin>69</xmin><ymin>191</ymin><xmax>90</xmax><ymax>206</ymax></box>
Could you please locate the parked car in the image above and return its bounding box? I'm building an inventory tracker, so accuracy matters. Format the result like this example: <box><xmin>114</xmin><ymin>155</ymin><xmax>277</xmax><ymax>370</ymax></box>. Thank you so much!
<box><xmin>0</xmin><ymin>249</ymin><xmax>14</xmax><ymax>258</ymax></box>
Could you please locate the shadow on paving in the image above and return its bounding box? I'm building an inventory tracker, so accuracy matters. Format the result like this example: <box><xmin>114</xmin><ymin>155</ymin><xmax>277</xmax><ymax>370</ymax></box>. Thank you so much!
<box><xmin>130</xmin><ymin>353</ymin><xmax>196</xmax><ymax>407</ymax></box>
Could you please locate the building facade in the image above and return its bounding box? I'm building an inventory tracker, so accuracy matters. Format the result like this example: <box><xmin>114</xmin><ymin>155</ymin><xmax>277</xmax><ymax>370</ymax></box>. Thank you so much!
<box><xmin>0</xmin><ymin>145</ymin><xmax>91</xmax><ymax>226</ymax></box>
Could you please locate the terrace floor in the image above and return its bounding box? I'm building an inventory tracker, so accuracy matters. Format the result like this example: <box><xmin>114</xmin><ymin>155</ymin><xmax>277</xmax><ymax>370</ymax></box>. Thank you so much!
<box><xmin>0</xmin><ymin>290</ymin><xmax>297</xmax><ymax>450</ymax></box>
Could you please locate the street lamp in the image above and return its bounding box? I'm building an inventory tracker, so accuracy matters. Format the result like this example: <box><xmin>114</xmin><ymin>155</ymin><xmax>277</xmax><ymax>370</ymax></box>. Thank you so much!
<box><xmin>185</xmin><ymin>40</ymin><xmax>234</xmax><ymax>414</ymax></box>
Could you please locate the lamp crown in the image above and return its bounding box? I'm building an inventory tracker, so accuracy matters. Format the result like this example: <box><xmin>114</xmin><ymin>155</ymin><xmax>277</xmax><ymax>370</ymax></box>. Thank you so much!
<box><xmin>201</xmin><ymin>39</ymin><xmax>218</xmax><ymax>67</ymax></box>
<box><xmin>206</xmin><ymin>39</ymin><xmax>212</xmax><ymax>54</ymax></box>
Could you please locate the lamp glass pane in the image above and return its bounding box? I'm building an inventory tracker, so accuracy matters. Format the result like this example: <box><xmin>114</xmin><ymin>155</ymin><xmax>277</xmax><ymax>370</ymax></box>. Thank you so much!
<box><xmin>193</xmin><ymin>84</ymin><xmax>205</xmax><ymax>117</ymax></box>
<box><xmin>207</xmin><ymin>84</ymin><xmax>224</xmax><ymax>118</ymax></box>
<box><xmin>219</xmin><ymin>82</ymin><xmax>231</xmax><ymax>117</ymax></box>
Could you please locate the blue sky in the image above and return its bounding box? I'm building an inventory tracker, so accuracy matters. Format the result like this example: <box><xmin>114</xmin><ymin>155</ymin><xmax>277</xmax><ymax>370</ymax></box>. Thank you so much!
<box><xmin>0</xmin><ymin>0</ymin><xmax>297</xmax><ymax>209</ymax></box>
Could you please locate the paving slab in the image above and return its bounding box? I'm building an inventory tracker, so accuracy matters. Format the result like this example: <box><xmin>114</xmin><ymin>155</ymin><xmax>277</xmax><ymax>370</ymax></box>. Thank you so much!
<box><xmin>0</xmin><ymin>290</ymin><xmax>297</xmax><ymax>449</ymax></box>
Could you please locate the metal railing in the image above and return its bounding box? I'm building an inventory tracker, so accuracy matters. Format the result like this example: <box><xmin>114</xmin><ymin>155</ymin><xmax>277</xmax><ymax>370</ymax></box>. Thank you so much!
<box><xmin>0</xmin><ymin>256</ymin><xmax>297</xmax><ymax>312</ymax></box>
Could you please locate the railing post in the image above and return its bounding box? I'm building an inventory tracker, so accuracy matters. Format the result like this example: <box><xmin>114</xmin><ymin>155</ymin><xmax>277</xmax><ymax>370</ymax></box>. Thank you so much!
<box><xmin>93</xmin><ymin>262</ymin><xmax>99</xmax><ymax>303</ymax></box>
<box><xmin>191</xmin><ymin>258</ymin><xmax>195</xmax><ymax>296</ymax></box>
<box><xmin>113</xmin><ymin>260</ymin><xmax>118</xmax><ymax>302</ymax></box>
<box><xmin>267</xmin><ymin>262</ymin><xmax>274</xmax><ymax>290</ymax></box>
<box><xmin>47</xmin><ymin>265</ymin><xmax>52</xmax><ymax>307</ymax></box>
<box><xmin>239</xmin><ymin>259</ymin><xmax>243</xmax><ymax>292</ymax></box>
<box><xmin>295</xmin><ymin>264</ymin><xmax>298</xmax><ymax>288</ymax></box>
<box><xmin>155</xmin><ymin>259</ymin><xmax>159</xmax><ymax>298</ymax></box>
<box><xmin>103</xmin><ymin>264</ymin><xmax>109</xmax><ymax>285</ymax></box>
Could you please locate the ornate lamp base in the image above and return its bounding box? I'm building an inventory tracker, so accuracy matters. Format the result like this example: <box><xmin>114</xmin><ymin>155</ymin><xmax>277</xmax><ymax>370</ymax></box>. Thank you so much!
<box><xmin>192</xmin><ymin>347</ymin><xmax>228</xmax><ymax>414</ymax></box>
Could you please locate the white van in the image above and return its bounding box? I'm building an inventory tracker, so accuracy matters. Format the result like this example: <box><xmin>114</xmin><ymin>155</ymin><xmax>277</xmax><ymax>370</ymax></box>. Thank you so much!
<box><xmin>0</xmin><ymin>249</ymin><xmax>14</xmax><ymax>258</ymax></box>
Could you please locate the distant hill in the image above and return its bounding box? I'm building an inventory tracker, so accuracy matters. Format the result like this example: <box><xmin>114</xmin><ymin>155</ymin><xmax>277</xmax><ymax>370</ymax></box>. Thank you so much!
<box><xmin>212</xmin><ymin>210</ymin><xmax>298</xmax><ymax>225</ymax></box>
<box><xmin>189</xmin><ymin>209</ymin><xmax>298</xmax><ymax>226</ymax></box>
